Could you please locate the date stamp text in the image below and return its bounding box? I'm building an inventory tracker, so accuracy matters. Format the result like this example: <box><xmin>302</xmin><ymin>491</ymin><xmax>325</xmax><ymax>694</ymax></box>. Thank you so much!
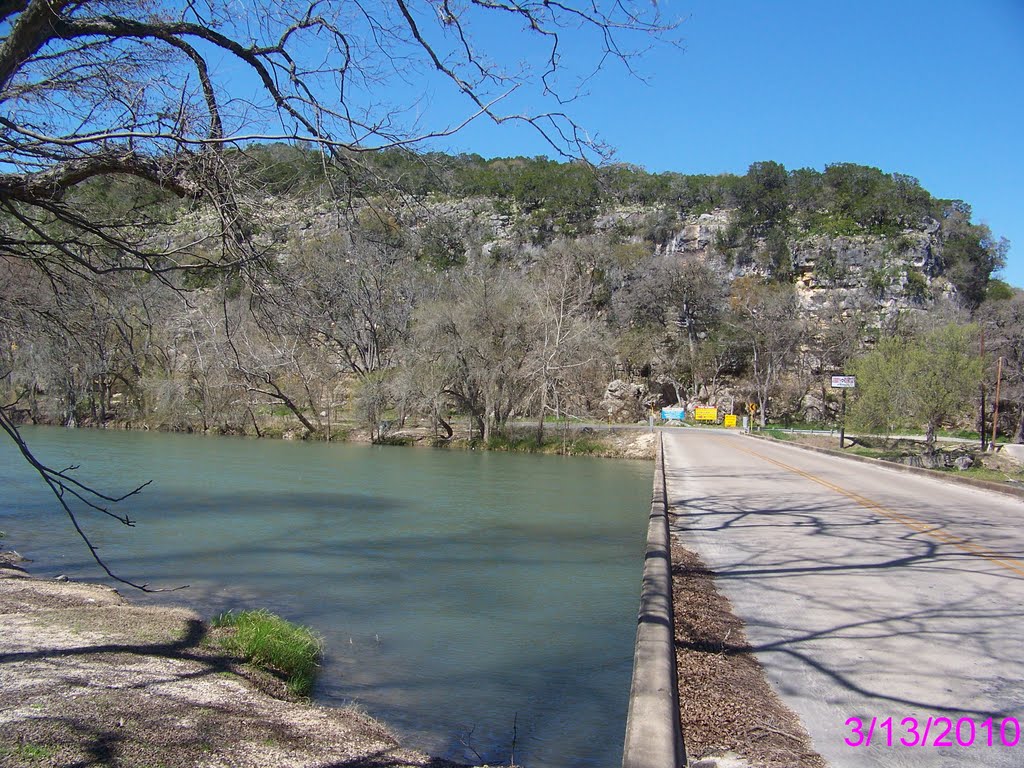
<box><xmin>845</xmin><ymin>716</ymin><xmax>1020</xmax><ymax>748</ymax></box>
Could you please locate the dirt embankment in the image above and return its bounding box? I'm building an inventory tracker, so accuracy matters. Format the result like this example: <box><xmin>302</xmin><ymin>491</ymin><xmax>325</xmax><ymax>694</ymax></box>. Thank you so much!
<box><xmin>0</xmin><ymin>553</ymin><xmax>468</xmax><ymax>768</ymax></box>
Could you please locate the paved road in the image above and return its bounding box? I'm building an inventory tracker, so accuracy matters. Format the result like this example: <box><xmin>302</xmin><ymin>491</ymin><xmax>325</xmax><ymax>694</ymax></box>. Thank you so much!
<box><xmin>663</xmin><ymin>430</ymin><xmax>1024</xmax><ymax>768</ymax></box>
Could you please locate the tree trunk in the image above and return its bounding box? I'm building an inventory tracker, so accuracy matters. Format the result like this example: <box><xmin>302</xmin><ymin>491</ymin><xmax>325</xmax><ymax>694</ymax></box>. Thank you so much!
<box><xmin>101</xmin><ymin>378</ymin><xmax>112</xmax><ymax>422</ymax></box>
<box><xmin>29</xmin><ymin>385</ymin><xmax>40</xmax><ymax>423</ymax></box>
<box><xmin>250</xmin><ymin>378</ymin><xmax>320</xmax><ymax>436</ymax></box>
<box><xmin>535</xmin><ymin>383</ymin><xmax>548</xmax><ymax>446</ymax></box>
<box><xmin>978</xmin><ymin>382</ymin><xmax>987</xmax><ymax>452</ymax></box>
<box><xmin>247</xmin><ymin>407</ymin><xmax>263</xmax><ymax>438</ymax></box>
<box><xmin>63</xmin><ymin>386</ymin><xmax>78</xmax><ymax>428</ymax></box>
<box><xmin>925</xmin><ymin>420</ymin><xmax>937</xmax><ymax>451</ymax></box>
<box><xmin>483</xmin><ymin>393</ymin><xmax>494</xmax><ymax>443</ymax></box>
<box><xmin>276</xmin><ymin>394</ymin><xmax>319</xmax><ymax>435</ymax></box>
<box><xmin>686</xmin><ymin>326</ymin><xmax>702</xmax><ymax>396</ymax></box>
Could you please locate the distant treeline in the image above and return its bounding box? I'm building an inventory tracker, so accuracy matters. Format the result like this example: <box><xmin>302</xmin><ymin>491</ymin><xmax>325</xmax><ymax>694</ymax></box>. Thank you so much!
<box><xmin>237</xmin><ymin>143</ymin><xmax>979</xmax><ymax>234</ymax></box>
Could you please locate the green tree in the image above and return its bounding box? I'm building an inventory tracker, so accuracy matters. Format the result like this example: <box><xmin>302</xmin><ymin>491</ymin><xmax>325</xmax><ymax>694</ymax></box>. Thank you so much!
<box><xmin>417</xmin><ymin>217</ymin><xmax>466</xmax><ymax>271</ymax></box>
<box><xmin>850</xmin><ymin>324</ymin><xmax>983</xmax><ymax>447</ymax></box>
<box><xmin>737</xmin><ymin>161</ymin><xmax>790</xmax><ymax>234</ymax></box>
<box><xmin>940</xmin><ymin>227</ymin><xmax>1008</xmax><ymax>311</ymax></box>
<box><xmin>847</xmin><ymin>337</ymin><xmax>915</xmax><ymax>436</ymax></box>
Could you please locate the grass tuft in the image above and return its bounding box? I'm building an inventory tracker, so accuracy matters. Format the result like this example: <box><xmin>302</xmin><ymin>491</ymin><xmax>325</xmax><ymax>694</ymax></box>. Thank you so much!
<box><xmin>1</xmin><ymin>743</ymin><xmax>57</xmax><ymax>763</ymax></box>
<box><xmin>211</xmin><ymin>609</ymin><xmax>323</xmax><ymax>697</ymax></box>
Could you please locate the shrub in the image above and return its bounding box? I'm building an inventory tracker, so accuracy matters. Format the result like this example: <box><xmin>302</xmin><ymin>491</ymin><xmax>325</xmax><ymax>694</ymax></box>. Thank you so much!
<box><xmin>813</xmin><ymin>246</ymin><xmax>846</xmax><ymax>287</ymax></box>
<box><xmin>904</xmin><ymin>269</ymin><xmax>929</xmax><ymax>302</ymax></box>
<box><xmin>867</xmin><ymin>267</ymin><xmax>891</xmax><ymax>298</ymax></box>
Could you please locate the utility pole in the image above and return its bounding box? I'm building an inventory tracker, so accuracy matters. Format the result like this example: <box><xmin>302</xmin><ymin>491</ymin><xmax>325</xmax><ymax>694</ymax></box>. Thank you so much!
<box><xmin>991</xmin><ymin>356</ymin><xmax>1004</xmax><ymax>449</ymax></box>
<box><xmin>979</xmin><ymin>329</ymin><xmax>987</xmax><ymax>452</ymax></box>
<box><xmin>839</xmin><ymin>388</ymin><xmax>847</xmax><ymax>450</ymax></box>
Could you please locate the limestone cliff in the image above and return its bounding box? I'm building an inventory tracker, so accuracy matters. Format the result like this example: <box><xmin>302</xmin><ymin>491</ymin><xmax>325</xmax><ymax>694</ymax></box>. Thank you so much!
<box><xmin>656</xmin><ymin>209</ymin><xmax>956</xmax><ymax>321</ymax></box>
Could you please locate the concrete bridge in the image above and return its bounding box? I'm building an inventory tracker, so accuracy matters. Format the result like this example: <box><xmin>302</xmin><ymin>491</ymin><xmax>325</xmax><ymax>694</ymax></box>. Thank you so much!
<box><xmin>624</xmin><ymin>430</ymin><xmax>1024</xmax><ymax>768</ymax></box>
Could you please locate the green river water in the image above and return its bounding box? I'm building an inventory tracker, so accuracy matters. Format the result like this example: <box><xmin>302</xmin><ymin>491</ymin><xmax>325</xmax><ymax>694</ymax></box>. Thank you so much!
<box><xmin>0</xmin><ymin>426</ymin><xmax>653</xmax><ymax>767</ymax></box>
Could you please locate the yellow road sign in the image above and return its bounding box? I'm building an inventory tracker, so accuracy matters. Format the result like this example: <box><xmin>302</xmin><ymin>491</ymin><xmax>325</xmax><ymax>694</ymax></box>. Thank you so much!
<box><xmin>694</xmin><ymin>407</ymin><xmax>718</xmax><ymax>421</ymax></box>
<box><xmin>724</xmin><ymin>414</ymin><xmax>737</xmax><ymax>428</ymax></box>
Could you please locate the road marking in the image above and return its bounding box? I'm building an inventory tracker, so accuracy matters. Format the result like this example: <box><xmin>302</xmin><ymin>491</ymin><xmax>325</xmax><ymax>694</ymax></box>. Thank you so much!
<box><xmin>724</xmin><ymin>439</ymin><xmax>1024</xmax><ymax>579</ymax></box>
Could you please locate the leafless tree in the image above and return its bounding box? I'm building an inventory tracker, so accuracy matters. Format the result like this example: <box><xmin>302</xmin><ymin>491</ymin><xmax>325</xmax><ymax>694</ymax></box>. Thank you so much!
<box><xmin>409</xmin><ymin>268</ymin><xmax>535</xmax><ymax>441</ymax></box>
<box><xmin>614</xmin><ymin>252</ymin><xmax>728</xmax><ymax>401</ymax></box>
<box><xmin>728</xmin><ymin>277</ymin><xmax>803</xmax><ymax>427</ymax></box>
<box><xmin>286</xmin><ymin>229</ymin><xmax>417</xmax><ymax>378</ymax></box>
<box><xmin>790</xmin><ymin>293</ymin><xmax>873</xmax><ymax>422</ymax></box>
<box><xmin>528</xmin><ymin>240</ymin><xmax>605</xmax><ymax>443</ymax></box>
<box><xmin>173</xmin><ymin>296</ymin><xmax>248</xmax><ymax>433</ymax></box>
<box><xmin>978</xmin><ymin>290</ymin><xmax>1024</xmax><ymax>443</ymax></box>
<box><xmin>1</xmin><ymin>0</ymin><xmax>675</xmax><ymax>278</ymax></box>
<box><xmin>224</xmin><ymin>292</ymin><xmax>334</xmax><ymax>437</ymax></box>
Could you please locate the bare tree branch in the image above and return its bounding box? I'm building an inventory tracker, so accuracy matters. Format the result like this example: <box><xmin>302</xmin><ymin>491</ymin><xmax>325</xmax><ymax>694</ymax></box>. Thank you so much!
<box><xmin>0</xmin><ymin>403</ymin><xmax>185</xmax><ymax>592</ymax></box>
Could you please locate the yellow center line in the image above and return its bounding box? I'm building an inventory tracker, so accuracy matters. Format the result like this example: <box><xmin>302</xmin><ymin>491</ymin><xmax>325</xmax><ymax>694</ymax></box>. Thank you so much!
<box><xmin>720</xmin><ymin>438</ymin><xmax>1024</xmax><ymax>579</ymax></box>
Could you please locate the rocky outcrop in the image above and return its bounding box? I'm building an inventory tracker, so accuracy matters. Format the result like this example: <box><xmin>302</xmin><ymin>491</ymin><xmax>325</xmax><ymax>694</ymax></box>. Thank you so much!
<box><xmin>262</xmin><ymin>197</ymin><xmax>954</xmax><ymax>330</ymax></box>
<box><xmin>662</xmin><ymin>210</ymin><xmax>733</xmax><ymax>255</ymax></box>
<box><xmin>600</xmin><ymin>379</ymin><xmax>646</xmax><ymax>422</ymax></box>
<box><xmin>596</xmin><ymin>207</ymin><xmax>966</xmax><ymax>423</ymax></box>
<box><xmin>656</xmin><ymin>209</ymin><xmax>954</xmax><ymax>321</ymax></box>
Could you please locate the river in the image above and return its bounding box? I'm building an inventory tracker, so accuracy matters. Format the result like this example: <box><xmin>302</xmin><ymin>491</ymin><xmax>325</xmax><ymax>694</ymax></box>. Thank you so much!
<box><xmin>0</xmin><ymin>426</ymin><xmax>652</xmax><ymax>767</ymax></box>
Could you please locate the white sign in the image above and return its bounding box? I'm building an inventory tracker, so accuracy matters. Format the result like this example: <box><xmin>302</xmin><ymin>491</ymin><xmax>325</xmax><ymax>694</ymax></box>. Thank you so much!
<box><xmin>831</xmin><ymin>375</ymin><xmax>857</xmax><ymax>388</ymax></box>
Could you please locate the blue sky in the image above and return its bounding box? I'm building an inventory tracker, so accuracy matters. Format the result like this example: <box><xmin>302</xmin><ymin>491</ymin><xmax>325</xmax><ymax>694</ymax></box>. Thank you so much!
<box><xmin>414</xmin><ymin>0</ymin><xmax>1024</xmax><ymax>288</ymax></box>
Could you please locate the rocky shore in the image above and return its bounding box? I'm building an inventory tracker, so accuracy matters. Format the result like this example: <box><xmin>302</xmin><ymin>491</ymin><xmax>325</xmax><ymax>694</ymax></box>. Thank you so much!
<box><xmin>0</xmin><ymin>553</ymin><xmax>473</xmax><ymax>768</ymax></box>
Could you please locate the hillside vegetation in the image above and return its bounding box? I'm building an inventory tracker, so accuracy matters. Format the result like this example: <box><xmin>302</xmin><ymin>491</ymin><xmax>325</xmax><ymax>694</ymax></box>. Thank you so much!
<box><xmin>2</xmin><ymin>146</ymin><xmax>1021</xmax><ymax>446</ymax></box>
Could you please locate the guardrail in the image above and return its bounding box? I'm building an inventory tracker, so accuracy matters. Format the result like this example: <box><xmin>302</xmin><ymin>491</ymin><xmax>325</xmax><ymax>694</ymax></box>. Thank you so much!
<box><xmin>622</xmin><ymin>433</ymin><xmax>686</xmax><ymax>768</ymax></box>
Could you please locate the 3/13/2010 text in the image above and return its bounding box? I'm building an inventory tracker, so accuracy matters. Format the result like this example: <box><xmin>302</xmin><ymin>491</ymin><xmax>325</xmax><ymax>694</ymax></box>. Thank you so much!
<box><xmin>845</xmin><ymin>716</ymin><xmax>1020</xmax><ymax>748</ymax></box>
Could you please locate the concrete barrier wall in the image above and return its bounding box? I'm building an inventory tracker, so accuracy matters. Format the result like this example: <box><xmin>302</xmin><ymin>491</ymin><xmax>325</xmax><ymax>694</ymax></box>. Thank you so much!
<box><xmin>622</xmin><ymin>434</ymin><xmax>686</xmax><ymax>768</ymax></box>
<box><xmin>1001</xmin><ymin>443</ymin><xmax>1024</xmax><ymax>464</ymax></box>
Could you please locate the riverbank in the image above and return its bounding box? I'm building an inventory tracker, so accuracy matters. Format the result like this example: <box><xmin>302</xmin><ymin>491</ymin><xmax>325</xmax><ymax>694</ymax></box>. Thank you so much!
<box><xmin>10</xmin><ymin>414</ymin><xmax>660</xmax><ymax>461</ymax></box>
<box><xmin>378</xmin><ymin>425</ymin><xmax>659</xmax><ymax>460</ymax></box>
<box><xmin>0</xmin><ymin>552</ymin><xmax>478</xmax><ymax>768</ymax></box>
